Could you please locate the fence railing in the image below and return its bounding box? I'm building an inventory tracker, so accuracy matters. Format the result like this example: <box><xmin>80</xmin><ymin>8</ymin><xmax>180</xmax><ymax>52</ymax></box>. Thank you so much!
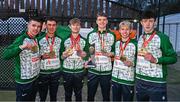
<box><xmin>1</xmin><ymin>0</ymin><xmax>138</xmax><ymax>17</ymax></box>
<box><xmin>159</xmin><ymin>23</ymin><xmax>180</xmax><ymax>53</ymax></box>
<box><xmin>0</xmin><ymin>0</ymin><xmax>140</xmax><ymax>27</ymax></box>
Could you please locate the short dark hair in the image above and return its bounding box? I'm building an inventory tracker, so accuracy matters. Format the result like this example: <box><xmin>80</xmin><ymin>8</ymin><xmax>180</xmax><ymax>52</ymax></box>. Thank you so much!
<box><xmin>28</xmin><ymin>16</ymin><xmax>43</xmax><ymax>23</ymax></box>
<box><xmin>97</xmin><ymin>12</ymin><xmax>107</xmax><ymax>18</ymax></box>
<box><xmin>45</xmin><ymin>17</ymin><xmax>58</xmax><ymax>23</ymax></box>
<box><xmin>140</xmin><ymin>10</ymin><xmax>156</xmax><ymax>21</ymax></box>
<box><xmin>69</xmin><ymin>18</ymin><xmax>81</xmax><ymax>25</ymax></box>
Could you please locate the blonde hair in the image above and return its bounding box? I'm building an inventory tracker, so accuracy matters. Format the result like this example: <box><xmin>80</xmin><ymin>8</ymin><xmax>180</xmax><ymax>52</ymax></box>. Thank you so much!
<box><xmin>69</xmin><ymin>18</ymin><xmax>81</xmax><ymax>25</ymax></box>
<box><xmin>119</xmin><ymin>21</ymin><xmax>133</xmax><ymax>29</ymax></box>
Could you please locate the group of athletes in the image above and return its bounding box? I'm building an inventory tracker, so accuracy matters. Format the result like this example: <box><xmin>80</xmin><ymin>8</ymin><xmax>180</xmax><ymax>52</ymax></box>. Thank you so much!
<box><xmin>3</xmin><ymin>10</ymin><xmax>177</xmax><ymax>101</ymax></box>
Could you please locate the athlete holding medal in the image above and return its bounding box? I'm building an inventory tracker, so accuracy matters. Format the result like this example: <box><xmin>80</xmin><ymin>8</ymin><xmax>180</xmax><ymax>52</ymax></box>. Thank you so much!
<box><xmin>3</xmin><ymin>17</ymin><xmax>42</xmax><ymax>101</ymax></box>
<box><xmin>111</xmin><ymin>21</ymin><xmax>137</xmax><ymax>101</ymax></box>
<box><xmin>61</xmin><ymin>18</ymin><xmax>87</xmax><ymax>101</ymax></box>
<box><xmin>86</xmin><ymin>12</ymin><xmax>115</xmax><ymax>101</ymax></box>
<box><xmin>38</xmin><ymin>17</ymin><xmax>62</xmax><ymax>101</ymax></box>
<box><xmin>136</xmin><ymin>10</ymin><xmax>177</xmax><ymax>101</ymax></box>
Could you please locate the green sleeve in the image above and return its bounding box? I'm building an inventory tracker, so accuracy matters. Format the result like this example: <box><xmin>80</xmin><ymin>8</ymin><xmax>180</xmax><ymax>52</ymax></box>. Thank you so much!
<box><xmin>157</xmin><ymin>33</ymin><xmax>177</xmax><ymax>64</ymax></box>
<box><xmin>110</xmin><ymin>31</ymin><xmax>116</xmax><ymax>54</ymax></box>
<box><xmin>86</xmin><ymin>32</ymin><xmax>91</xmax><ymax>58</ymax></box>
<box><xmin>56</xmin><ymin>25</ymin><xmax>71</xmax><ymax>40</ymax></box>
<box><xmin>112</xmin><ymin>35</ymin><xmax>116</xmax><ymax>53</ymax></box>
<box><xmin>60</xmin><ymin>38</ymin><xmax>65</xmax><ymax>62</ymax></box>
<box><xmin>82</xmin><ymin>37</ymin><xmax>89</xmax><ymax>61</ymax></box>
<box><xmin>2</xmin><ymin>35</ymin><xmax>25</xmax><ymax>60</ymax></box>
<box><xmin>37</xmin><ymin>32</ymin><xmax>46</xmax><ymax>41</ymax></box>
<box><xmin>132</xmin><ymin>39</ymin><xmax>138</xmax><ymax>67</ymax></box>
<box><xmin>60</xmin><ymin>38</ymin><xmax>67</xmax><ymax>62</ymax></box>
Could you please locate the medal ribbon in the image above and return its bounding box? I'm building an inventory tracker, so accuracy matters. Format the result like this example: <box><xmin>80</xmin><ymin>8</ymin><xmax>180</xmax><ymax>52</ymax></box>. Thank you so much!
<box><xmin>32</xmin><ymin>39</ymin><xmax>38</xmax><ymax>46</ymax></box>
<box><xmin>98</xmin><ymin>31</ymin><xmax>107</xmax><ymax>51</ymax></box>
<box><xmin>46</xmin><ymin>35</ymin><xmax>56</xmax><ymax>63</ymax></box>
<box><xmin>70</xmin><ymin>34</ymin><xmax>80</xmax><ymax>50</ymax></box>
<box><xmin>26</xmin><ymin>32</ymin><xmax>34</xmax><ymax>39</ymax></box>
<box><xmin>46</xmin><ymin>34</ymin><xmax>55</xmax><ymax>52</ymax></box>
<box><xmin>119</xmin><ymin>38</ymin><xmax>130</xmax><ymax>57</ymax></box>
<box><xmin>142</xmin><ymin>31</ymin><xmax>156</xmax><ymax>48</ymax></box>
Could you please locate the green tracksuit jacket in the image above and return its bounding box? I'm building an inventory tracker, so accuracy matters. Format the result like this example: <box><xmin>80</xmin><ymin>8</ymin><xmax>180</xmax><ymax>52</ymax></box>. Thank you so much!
<box><xmin>136</xmin><ymin>30</ymin><xmax>177</xmax><ymax>83</ymax></box>
<box><xmin>3</xmin><ymin>31</ymin><xmax>41</xmax><ymax>84</ymax></box>
<box><xmin>86</xmin><ymin>28</ymin><xmax>116</xmax><ymax>75</ymax></box>
<box><xmin>112</xmin><ymin>39</ymin><xmax>137</xmax><ymax>85</ymax></box>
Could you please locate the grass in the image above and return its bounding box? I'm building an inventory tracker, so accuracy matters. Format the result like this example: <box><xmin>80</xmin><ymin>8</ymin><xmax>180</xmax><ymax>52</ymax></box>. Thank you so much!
<box><xmin>0</xmin><ymin>91</ymin><xmax>15</xmax><ymax>101</ymax></box>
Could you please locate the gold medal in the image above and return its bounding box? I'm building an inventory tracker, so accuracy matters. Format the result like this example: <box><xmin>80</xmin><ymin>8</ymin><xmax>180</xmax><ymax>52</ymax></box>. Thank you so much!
<box><xmin>49</xmin><ymin>50</ymin><xmax>55</xmax><ymax>58</ymax></box>
<box><xmin>101</xmin><ymin>49</ymin><xmax>107</xmax><ymax>53</ymax></box>
<box><xmin>66</xmin><ymin>48</ymin><xmax>73</xmax><ymax>55</ymax></box>
<box><xmin>138</xmin><ymin>48</ymin><xmax>148</xmax><ymax>56</ymax></box>
<box><xmin>120</xmin><ymin>56</ymin><xmax>127</xmax><ymax>62</ymax></box>
<box><xmin>141</xmin><ymin>48</ymin><xmax>147</xmax><ymax>51</ymax></box>
<box><xmin>31</xmin><ymin>46</ymin><xmax>38</xmax><ymax>53</ymax></box>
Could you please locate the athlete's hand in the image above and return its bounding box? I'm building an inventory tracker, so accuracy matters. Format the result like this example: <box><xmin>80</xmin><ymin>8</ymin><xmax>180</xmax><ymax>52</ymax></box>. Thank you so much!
<box><xmin>77</xmin><ymin>51</ymin><xmax>87</xmax><ymax>58</ymax></box>
<box><xmin>19</xmin><ymin>43</ymin><xmax>33</xmax><ymax>50</ymax></box>
<box><xmin>123</xmin><ymin>60</ymin><xmax>133</xmax><ymax>67</ymax></box>
<box><xmin>41</xmin><ymin>53</ymin><xmax>50</xmax><ymax>59</ymax></box>
<box><xmin>144</xmin><ymin>53</ymin><xmax>157</xmax><ymax>63</ymax></box>
<box><xmin>102</xmin><ymin>52</ymin><xmax>114</xmax><ymax>57</ymax></box>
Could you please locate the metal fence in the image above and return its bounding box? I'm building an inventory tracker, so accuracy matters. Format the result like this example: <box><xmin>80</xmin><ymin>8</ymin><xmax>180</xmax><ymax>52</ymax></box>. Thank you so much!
<box><xmin>0</xmin><ymin>19</ymin><xmax>25</xmax><ymax>89</ymax></box>
<box><xmin>0</xmin><ymin>0</ymin><xmax>140</xmax><ymax>28</ymax></box>
<box><xmin>0</xmin><ymin>0</ymin><xmax>140</xmax><ymax>18</ymax></box>
<box><xmin>0</xmin><ymin>18</ymin><xmax>27</xmax><ymax>89</ymax></box>
<box><xmin>159</xmin><ymin>23</ymin><xmax>180</xmax><ymax>53</ymax></box>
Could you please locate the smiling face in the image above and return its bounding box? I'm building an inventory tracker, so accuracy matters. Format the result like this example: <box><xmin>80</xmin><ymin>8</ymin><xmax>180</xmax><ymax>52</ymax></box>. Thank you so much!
<box><xmin>119</xmin><ymin>21</ymin><xmax>132</xmax><ymax>40</ymax></box>
<box><xmin>96</xmin><ymin>16</ymin><xmax>108</xmax><ymax>31</ymax></box>
<box><xmin>119</xmin><ymin>26</ymin><xmax>130</xmax><ymax>39</ymax></box>
<box><xmin>141</xmin><ymin>18</ymin><xmax>156</xmax><ymax>33</ymax></box>
<box><xmin>27</xmin><ymin>20</ymin><xmax>42</xmax><ymax>37</ymax></box>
